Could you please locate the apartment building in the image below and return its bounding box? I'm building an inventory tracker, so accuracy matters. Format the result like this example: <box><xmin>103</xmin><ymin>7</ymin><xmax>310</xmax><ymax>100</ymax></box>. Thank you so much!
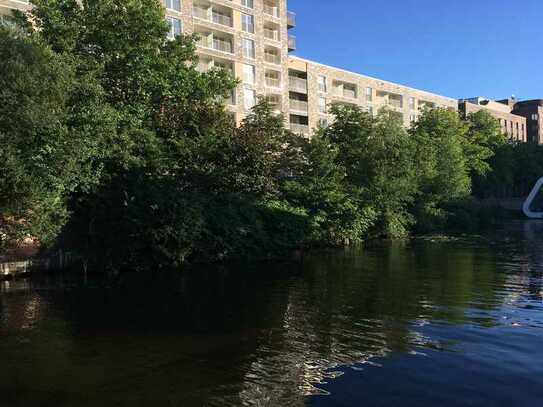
<box><xmin>0</xmin><ymin>0</ymin><xmax>296</xmax><ymax>126</ymax></box>
<box><xmin>459</xmin><ymin>97</ymin><xmax>527</xmax><ymax>142</ymax></box>
<box><xmin>162</xmin><ymin>0</ymin><xmax>295</xmax><ymax>124</ymax></box>
<box><xmin>287</xmin><ymin>56</ymin><xmax>458</xmax><ymax>134</ymax></box>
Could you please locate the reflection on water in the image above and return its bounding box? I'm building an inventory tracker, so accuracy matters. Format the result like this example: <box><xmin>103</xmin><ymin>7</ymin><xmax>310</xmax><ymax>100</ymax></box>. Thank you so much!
<box><xmin>1</xmin><ymin>221</ymin><xmax>543</xmax><ymax>406</ymax></box>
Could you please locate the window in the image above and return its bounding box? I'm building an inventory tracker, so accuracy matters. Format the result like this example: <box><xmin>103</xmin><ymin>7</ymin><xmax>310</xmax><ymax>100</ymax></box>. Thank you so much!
<box><xmin>365</xmin><ymin>87</ymin><xmax>373</xmax><ymax>102</ymax></box>
<box><xmin>532</xmin><ymin>114</ymin><xmax>539</xmax><ymax>121</ymax></box>
<box><xmin>242</xmin><ymin>13</ymin><xmax>254</xmax><ymax>33</ymax></box>
<box><xmin>366</xmin><ymin>106</ymin><xmax>373</xmax><ymax>115</ymax></box>
<box><xmin>409</xmin><ymin>97</ymin><xmax>416</xmax><ymax>110</ymax></box>
<box><xmin>244</xmin><ymin>87</ymin><xmax>256</xmax><ymax>110</ymax></box>
<box><xmin>166</xmin><ymin>17</ymin><xmax>182</xmax><ymax>39</ymax></box>
<box><xmin>242</xmin><ymin>38</ymin><xmax>255</xmax><ymax>59</ymax></box>
<box><xmin>241</xmin><ymin>0</ymin><xmax>254</xmax><ymax>8</ymax></box>
<box><xmin>410</xmin><ymin>114</ymin><xmax>417</xmax><ymax>123</ymax></box>
<box><xmin>318</xmin><ymin>97</ymin><xmax>326</xmax><ymax>114</ymax></box>
<box><xmin>317</xmin><ymin>75</ymin><xmax>327</xmax><ymax>93</ymax></box>
<box><xmin>318</xmin><ymin>118</ymin><xmax>328</xmax><ymax>128</ymax></box>
<box><xmin>164</xmin><ymin>0</ymin><xmax>181</xmax><ymax>12</ymax></box>
<box><xmin>243</xmin><ymin>64</ymin><xmax>255</xmax><ymax>85</ymax></box>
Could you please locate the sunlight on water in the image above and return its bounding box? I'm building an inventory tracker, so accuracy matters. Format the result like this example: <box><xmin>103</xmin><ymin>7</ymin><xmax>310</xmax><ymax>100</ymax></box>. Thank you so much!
<box><xmin>1</xmin><ymin>221</ymin><xmax>543</xmax><ymax>406</ymax></box>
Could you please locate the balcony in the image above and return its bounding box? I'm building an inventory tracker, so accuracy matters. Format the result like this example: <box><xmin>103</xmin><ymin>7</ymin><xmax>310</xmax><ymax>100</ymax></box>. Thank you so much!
<box><xmin>290</xmin><ymin>123</ymin><xmax>309</xmax><ymax>134</ymax></box>
<box><xmin>289</xmin><ymin>99</ymin><xmax>308</xmax><ymax>114</ymax></box>
<box><xmin>264</xmin><ymin>52</ymin><xmax>281</xmax><ymax>65</ymax></box>
<box><xmin>264</xmin><ymin>28</ymin><xmax>280</xmax><ymax>41</ymax></box>
<box><xmin>288</xmin><ymin>35</ymin><xmax>296</xmax><ymax>52</ymax></box>
<box><xmin>265</xmin><ymin>76</ymin><xmax>281</xmax><ymax>88</ymax></box>
<box><xmin>197</xmin><ymin>36</ymin><xmax>233</xmax><ymax>54</ymax></box>
<box><xmin>289</xmin><ymin>76</ymin><xmax>307</xmax><ymax>93</ymax></box>
<box><xmin>287</xmin><ymin>11</ymin><xmax>296</xmax><ymax>28</ymax></box>
<box><xmin>263</xmin><ymin>3</ymin><xmax>280</xmax><ymax>18</ymax></box>
<box><xmin>193</xmin><ymin>6</ymin><xmax>233</xmax><ymax>28</ymax></box>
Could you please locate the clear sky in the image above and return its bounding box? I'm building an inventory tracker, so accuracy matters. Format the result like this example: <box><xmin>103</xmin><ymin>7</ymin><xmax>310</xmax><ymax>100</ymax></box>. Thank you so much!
<box><xmin>288</xmin><ymin>0</ymin><xmax>543</xmax><ymax>101</ymax></box>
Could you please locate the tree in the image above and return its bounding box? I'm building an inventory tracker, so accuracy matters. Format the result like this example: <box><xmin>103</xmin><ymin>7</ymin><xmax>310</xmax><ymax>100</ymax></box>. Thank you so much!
<box><xmin>410</xmin><ymin>108</ymin><xmax>472</xmax><ymax>230</ymax></box>
<box><xmin>322</xmin><ymin>104</ymin><xmax>418</xmax><ymax>238</ymax></box>
<box><xmin>0</xmin><ymin>26</ymin><xmax>116</xmax><ymax>247</ymax></box>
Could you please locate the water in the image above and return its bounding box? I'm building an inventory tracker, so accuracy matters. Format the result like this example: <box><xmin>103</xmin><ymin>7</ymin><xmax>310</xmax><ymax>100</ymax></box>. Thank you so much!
<box><xmin>1</xmin><ymin>221</ymin><xmax>543</xmax><ymax>406</ymax></box>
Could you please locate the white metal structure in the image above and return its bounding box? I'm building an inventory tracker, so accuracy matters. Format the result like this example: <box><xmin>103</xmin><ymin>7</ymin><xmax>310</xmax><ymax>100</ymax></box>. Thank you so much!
<box><xmin>523</xmin><ymin>177</ymin><xmax>543</xmax><ymax>219</ymax></box>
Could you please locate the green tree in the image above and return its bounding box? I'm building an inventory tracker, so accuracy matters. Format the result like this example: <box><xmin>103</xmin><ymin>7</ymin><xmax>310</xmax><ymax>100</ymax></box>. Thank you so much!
<box><xmin>0</xmin><ymin>27</ymin><xmax>116</xmax><ymax>247</ymax></box>
<box><xmin>322</xmin><ymin>105</ymin><xmax>418</xmax><ymax>238</ymax></box>
<box><xmin>410</xmin><ymin>108</ymin><xmax>472</xmax><ymax>230</ymax></box>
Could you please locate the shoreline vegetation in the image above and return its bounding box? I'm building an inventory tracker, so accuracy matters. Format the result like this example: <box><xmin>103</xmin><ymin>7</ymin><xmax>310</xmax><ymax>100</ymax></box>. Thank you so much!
<box><xmin>1</xmin><ymin>1</ymin><xmax>543</xmax><ymax>279</ymax></box>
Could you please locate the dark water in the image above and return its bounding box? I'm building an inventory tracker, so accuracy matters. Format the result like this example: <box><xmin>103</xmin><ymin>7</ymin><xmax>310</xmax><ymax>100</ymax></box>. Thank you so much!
<box><xmin>1</xmin><ymin>222</ymin><xmax>543</xmax><ymax>407</ymax></box>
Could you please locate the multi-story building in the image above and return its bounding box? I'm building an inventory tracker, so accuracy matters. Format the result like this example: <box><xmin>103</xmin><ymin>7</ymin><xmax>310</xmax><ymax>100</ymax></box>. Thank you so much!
<box><xmin>287</xmin><ymin>56</ymin><xmax>458</xmax><ymax>134</ymax></box>
<box><xmin>161</xmin><ymin>0</ymin><xmax>295</xmax><ymax>125</ymax></box>
<box><xmin>510</xmin><ymin>100</ymin><xmax>543</xmax><ymax>144</ymax></box>
<box><xmin>0</xmin><ymin>0</ymin><xmax>296</xmax><ymax>126</ymax></box>
<box><xmin>3</xmin><ymin>0</ymin><xmax>539</xmax><ymax>143</ymax></box>
<box><xmin>458</xmin><ymin>97</ymin><xmax>527</xmax><ymax>142</ymax></box>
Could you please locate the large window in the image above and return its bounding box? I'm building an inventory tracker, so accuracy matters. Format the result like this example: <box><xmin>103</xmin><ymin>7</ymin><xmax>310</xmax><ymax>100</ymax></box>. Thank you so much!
<box><xmin>242</xmin><ymin>38</ymin><xmax>255</xmax><ymax>59</ymax></box>
<box><xmin>164</xmin><ymin>0</ymin><xmax>181</xmax><ymax>12</ymax></box>
<box><xmin>243</xmin><ymin>64</ymin><xmax>256</xmax><ymax>85</ymax></box>
<box><xmin>409</xmin><ymin>97</ymin><xmax>416</xmax><ymax>110</ymax></box>
<box><xmin>317</xmin><ymin>75</ymin><xmax>327</xmax><ymax>93</ymax></box>
<box><xmin>242</xmin><ymin>13</ymin><xmax>255</xmax><ymax>33</ymax></box>
<box><xmin>241</xmin><ymin>0</ymin><xmax>254</xmax><ymax>8</ymax></box>
<box><xmin>244</xmin><ymin>87</ymin><xmax>256</xmax><ymax>110</ymax></box>
<box><xmin>365</xmin><ymin>87</ymin><xmax>373</xmax><ymax>102</ymax></box>
<box><xmin>318</xmin><ymin>97</ymin><xmax>327</xmax><ymax>114</ymax></box>
<box><xmin>166</xmin><ymin>17</ymin><xmax>182</xmax><ymax>39</ymax></box>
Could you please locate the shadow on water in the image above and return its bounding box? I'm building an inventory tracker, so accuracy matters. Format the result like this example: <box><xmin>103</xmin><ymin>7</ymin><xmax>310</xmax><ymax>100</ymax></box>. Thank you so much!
<box><xmin>1</xmin><ymin>221</ymin><xmax>543</xmax><ymax>406</ymax></box>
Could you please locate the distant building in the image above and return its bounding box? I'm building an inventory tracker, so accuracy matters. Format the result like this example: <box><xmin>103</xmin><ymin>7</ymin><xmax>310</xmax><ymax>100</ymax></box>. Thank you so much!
<box><xmin>459</xmin><ymin>97</ymin><xmax>527</xmax><ymax>142</ymax></box>
<box><xmin>510</xmin><ymin>100</ymin><xmax>543</xmax><ymax>145</ymax></box>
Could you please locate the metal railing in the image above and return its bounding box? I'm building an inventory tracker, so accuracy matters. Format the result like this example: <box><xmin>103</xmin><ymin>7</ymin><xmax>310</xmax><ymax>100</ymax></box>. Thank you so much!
<box><xmin>263</xmin><ymin>4</ymin><xmax>280</xmax><ymax>17</ymax></box>
<box><xmin>287</xmin><ymin>11</ymin><xmax>296</xmax><ymax>27</ymax></box>
<box><xmin>289</xmin><ymin>77</ymin><xmax>307</xmax><ymax>93</ymax></box>
<box><xmin>264</xmin><ymin>28</ymin><xmax>280</xmax><ymax>41</ymax></box>
<box><xmin>265</xmin><ymin>77</ymin><xmax>281</xmax><ymax>88</ymax></box>
<box><xmin>288</xmin><ymin>35</ymin><xmax>296</xmax><ymax>51</ymax></box>
<box><xmin>265</xmin><ymin>53</ymin><xmax>281</xmax><ymax>64</ymax></box>
<box><xmin>193</xmin><ymin>6</ymin><xmax>208</xmax><ymax>20</ymax></box>
<box><xmin>289</xmin><ymin>99</ymin><xmax>308</xmax><ymax>112</ymax></box>
<box><xmin>212</xmin><ymin>12</ymin><xmax>232</xmax><ymax>27</ymax></box>
<box><xmin>290</xmin><ymin>123</ymin><xmax>309</xmax><ymax>134</ymax></box>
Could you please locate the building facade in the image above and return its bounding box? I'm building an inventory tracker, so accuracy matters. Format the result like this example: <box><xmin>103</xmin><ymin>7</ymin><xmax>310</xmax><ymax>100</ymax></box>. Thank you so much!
<box><xmin>3</xmin><ymin>0</ymin><xmax>540</xmax><ymax>142</ymax></box>
<box><xmin>288</xmin><ymin>56</ymin><xmax>458</xmax><ymax>134</ymax></box>
<box><xmin>511</xmin><ymin>100</ymin><xmax>543</xmax><ymax>144</ymax></box>
<box><xmin>459</xmin><ymin>97</ymin><xmax>528</xmax><ymax>142</ymax></box>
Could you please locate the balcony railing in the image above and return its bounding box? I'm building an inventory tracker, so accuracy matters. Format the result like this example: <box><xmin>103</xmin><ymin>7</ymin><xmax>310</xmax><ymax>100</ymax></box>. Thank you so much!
<box><xmin>193</xmin><ymin>7</ymin><xmax>208</xmax><ymax>20</ymax></box>
<box><xmin>336</xmin><ymin>88</ymin><xmax>356</xmax><ymax>99</ymax></box>
<box><xmin>212</xmin><ymin>12</ymin><xmax>232</xmax><ymax>27</ymax></box>
<box><xmin>198</xmin><ymin>37</ymin><xmax>233</xmax><ymax>53</ymax></box>
<box><xmin>263</xmin><ymin>4</ymin><xmax>280</xmax><ymax>18</ymax></box>
<box><xmin>289</xmin><ymin>77</ymin><xmax>307</xmax><ymax>93</ymax></box>
<box><xmin>264</xmin><ymin>53</ymin><xmax>281</xmax><ymax>64</ymax></box>
<box><xmin>287</xmin><ymin>11</ymin><xmax>296</xmax><ymax>28</ymax></box>
<box><xmin>265</xmin><ymin>77</ymin><xmax>281</xmax><ymax>88</ymax></box>
<box><xmin>290</xmin><ymin>123</ymin><xmax>309</xmax><ymax>134</ymax></box>
<box><xmin>264</xmin><ymin>28</ymin><xmax>280</xmax><ymax>41</ymax></box>
<box><xmin>289</xmin><ymin>99</ymin><xmax>308</xmax><ymax>113</ymax></box>
<box><xmin>288</xmin><ymin>35</ymin><xmax>296</xmax><ymax>51</ymax></box>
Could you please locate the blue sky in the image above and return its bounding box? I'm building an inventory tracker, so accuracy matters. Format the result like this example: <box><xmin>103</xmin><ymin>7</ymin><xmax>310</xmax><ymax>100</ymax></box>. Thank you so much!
<box><xmin>288</xmin><ymin>0</ymin><xmax>543</xmax><ymax>100</ymax></box>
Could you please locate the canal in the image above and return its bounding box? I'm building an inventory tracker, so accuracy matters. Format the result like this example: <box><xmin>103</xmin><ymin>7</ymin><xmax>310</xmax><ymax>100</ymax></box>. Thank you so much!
<box><xmin>1</xmin><ymin>221</ymin><xmax>543</xmax><ymax>406</ymax></box>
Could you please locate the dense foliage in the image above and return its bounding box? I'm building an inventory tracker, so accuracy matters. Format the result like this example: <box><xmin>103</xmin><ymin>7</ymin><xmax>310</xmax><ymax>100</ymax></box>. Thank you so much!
<box><xmin>1</xmin><ymin>0</ymin><xmax>539</xmax><ymax>274</ymax></box>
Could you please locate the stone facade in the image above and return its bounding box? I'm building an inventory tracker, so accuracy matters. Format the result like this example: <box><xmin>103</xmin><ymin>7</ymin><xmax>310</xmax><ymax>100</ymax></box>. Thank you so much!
<box><xmin>287</xmin><ymin>56</ymin><xmax>458</xmax><ymax>134</ymax></box>
<box><xmin>459</xmin><ymin>97</ymin><xmax>527</xmax><ymax>142</ymax></box>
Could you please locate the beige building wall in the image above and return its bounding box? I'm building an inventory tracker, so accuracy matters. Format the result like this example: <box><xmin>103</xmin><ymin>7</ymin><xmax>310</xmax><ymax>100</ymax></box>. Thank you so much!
<box><xmin>459</xmin><ymin>100</ymin><xmax>527</xmax><ymax>142</ymax></box>
<box><xmin>0</xmin><ymin>0</ymin><xmax>295</xmax><ymax>126</ymax></box>
<box><xmin>287</xmin><ymin>56</ymin><xmax>458</xmax><ymax>135</ymax></box>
